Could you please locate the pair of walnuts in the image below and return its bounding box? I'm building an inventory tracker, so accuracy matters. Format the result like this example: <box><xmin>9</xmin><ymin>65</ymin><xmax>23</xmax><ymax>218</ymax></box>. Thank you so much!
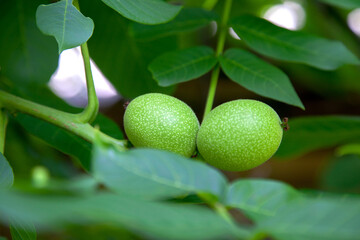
<box><xmin>124</xmin><ymin>93</ymin><xmax>283</xmax><ymax>172</ymax></box>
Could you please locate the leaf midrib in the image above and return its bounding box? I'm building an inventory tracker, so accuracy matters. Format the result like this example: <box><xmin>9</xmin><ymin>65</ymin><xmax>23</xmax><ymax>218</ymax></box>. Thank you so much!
<box><xmin>109</xmin><ymin>156</ymin><xmax>216</xmax><ymax>195</ymax></box>
<box><xmin>221</xmin><ymin>56</ymin><xmax>296</xmax><ymax>103</ymax></box>
<box><xmin>154</xmin><ymin>54</ymin><xmax>215</xmax><ymax>78</ymax></box>
<box><xmin>234</xmin><ymin>23</ymin><xmax>326</xmax><ymax>59</ymax></box>
<box><xmin>61</xmin><ymin>0</ymin><xmax>69</xmax><ymax>50</ymax></box>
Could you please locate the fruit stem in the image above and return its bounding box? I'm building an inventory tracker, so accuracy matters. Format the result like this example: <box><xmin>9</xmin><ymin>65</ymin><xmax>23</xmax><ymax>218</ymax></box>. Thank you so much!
<box><xmin>0</xmin><ymin>108</ymin><xmax>8</xmax><ymax>154</ymax></box>
<box><xmin>203</xmin><ymin>0</ymin><xmax>232</xmax><ymax>119</ymax></box>
<box><xmin>73</xmin><ymin>0</ymin><xmax>99</xmax><ymax>124</ymax></box>
<box><xmin>0</xmin><ymin>90</ymin><xmax>127</xmax><ymax>150</ymax></box>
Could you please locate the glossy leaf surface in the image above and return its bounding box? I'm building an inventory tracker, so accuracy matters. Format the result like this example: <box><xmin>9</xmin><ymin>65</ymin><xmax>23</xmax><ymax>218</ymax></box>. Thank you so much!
<box><xmin>219</xmin><ymin>48</ymin><xmax>304</xmax><ymax>109</ymax></box>
<box><xmin>149</xmin><ymin>46</ymin><xmax>217</xmax><ymax>86</ymax></box>
<box><xmin>231</xmin><ymin>15</ymin><xmax>360</xmax><ymax>70</ymax></box>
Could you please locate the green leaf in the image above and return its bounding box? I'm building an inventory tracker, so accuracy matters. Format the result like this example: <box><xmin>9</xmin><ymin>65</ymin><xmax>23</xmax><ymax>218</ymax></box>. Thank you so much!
<box><xmin>92</xmin><ymin>144</ymin><xmax>227</xmax><ymax>200</ymax></box>
<box><xmin>130</xmin><ymin>8</ymin><xmax>218</xmax><ymax>40</ymax></box>
<box><xmin>81</xmin><ymin>0</ymin><xmax>177</xmax><ymax>98</ymax></box>
<box><xmin>276</xmin><ymin>116</ymin><xmax>360</xmax><ymax>158</ymax></box>
<box><xmin>257</xmin><ymin>196</ymin><xmax>360</xmax><ymax>240</ymax></box>
<box><xmin>101</xmin><ymin>0</ymin><xmax>182</xmax><ymax>25</ymax></box>
<box><xmin>219</xmin><ymin>48</ymin><xmax>304</xmax><ymax>109</ymax></box>
<box><xmin>318</xmin><ymin>0</ymin><xmax>360</xmax><ymax>9</ymax></box>
<box><xmin>0</xmin><ymin>190</ymin><xmax>247</xmax><ymax>240</ymax></box>
<box><xmin>0</xmin><ymin>153</ymin><xmax>14</xmax><ymax>189</ymax></box>
<box><xmin>0</xmin><ymin>0</ymin><xmax>58</xmax><ymax>88</ymax></box>
<box><xmin>225</xmin><ymin>179</ymin><xmax>301</xmax><ymax>221</ymax></box>
<box><xmin>231</xmin><ymin>15</ymin><xmax>360</xmax><ymax>70</ymax></box>
<box><xmin>10</xmin><ymin>219</ymin><xmax>37</xmax><ymax>240</ymax></box>
<box><xmin>36</xmin><ymin>0</ymin><xmax>94</xmax><ymax>53</ymax></box>
<box><xmin>321</xmin><ymin>154</ymin><xmax>360</xmax><ymax>193</ymax></box>
<box><xmin>149</xmin><ymin>46</ymin><xmax>217</xmax><ymax>87</ymax></box>
<box><xmin>14</xmin><ymin>114</ymin><xmax>92</xmax><ymax>170</ymax></box>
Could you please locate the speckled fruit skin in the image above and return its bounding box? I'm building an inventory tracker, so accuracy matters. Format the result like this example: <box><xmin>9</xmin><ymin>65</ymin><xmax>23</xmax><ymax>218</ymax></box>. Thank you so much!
<box><xmin>124</xmin><ymin>93</ymin><xmax>199</xmax><ymax>157</ymax></box>
<box><xmin>197</xmin><ymin>99</ymin><xmax>283</xmax><ymax>171</ymax></box>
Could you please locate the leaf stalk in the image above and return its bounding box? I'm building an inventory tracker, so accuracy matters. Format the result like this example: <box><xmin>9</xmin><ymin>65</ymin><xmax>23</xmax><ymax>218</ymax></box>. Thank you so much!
<box><xmin>203</xmin><ymin>0</ymin><xmax>232</xmax><ymax>119</ymax></box>
<box><xmin>73</xmin><ymin>0</ymin><xmax>99</xmax><ymax>123</ymax></box>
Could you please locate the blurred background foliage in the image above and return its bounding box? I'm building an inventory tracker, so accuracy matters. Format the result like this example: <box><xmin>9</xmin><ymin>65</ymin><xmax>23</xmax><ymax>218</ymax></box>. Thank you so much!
<box><xmin>1</xmin><ymin>0</ymin><xmax>360</xmax><ymax>238</ymax></box>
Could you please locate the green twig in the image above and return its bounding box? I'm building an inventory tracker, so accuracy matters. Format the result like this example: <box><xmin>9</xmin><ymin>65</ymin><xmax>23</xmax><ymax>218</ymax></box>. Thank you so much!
<box><xmin>203</xmin><ymin>0</ymin><xmax>232</xmax><ymax>119</ymax></box>
<box><xmin>0</xmin><ymin>108</ymin><xmax>8</xmax><ymax>154</ymax></box>
<box><xmin>0</xmin><ymin>90</ymin><xmax>126</xmax><ymax>150</ymax></box>
<box><xmin>76</xmin><ymin>42</ymin><xmax>99</xmax><ymax>123</ymax></box>
<box><xmin>73</xmin><ymin>0</ymin><xmax>99</xmax><ymax>123</ymax></box>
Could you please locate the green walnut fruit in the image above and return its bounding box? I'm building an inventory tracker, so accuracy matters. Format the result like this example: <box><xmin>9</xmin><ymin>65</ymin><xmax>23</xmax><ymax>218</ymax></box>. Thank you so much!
<box><xmin>197</xmin><ymin>99</ymin><xmax>283</xmax><ymax>171</ymax></box>
<box><xmin>124</xmin><ymin>93</ymin><xmax>199</xmax><ymax>157</ymax></box>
